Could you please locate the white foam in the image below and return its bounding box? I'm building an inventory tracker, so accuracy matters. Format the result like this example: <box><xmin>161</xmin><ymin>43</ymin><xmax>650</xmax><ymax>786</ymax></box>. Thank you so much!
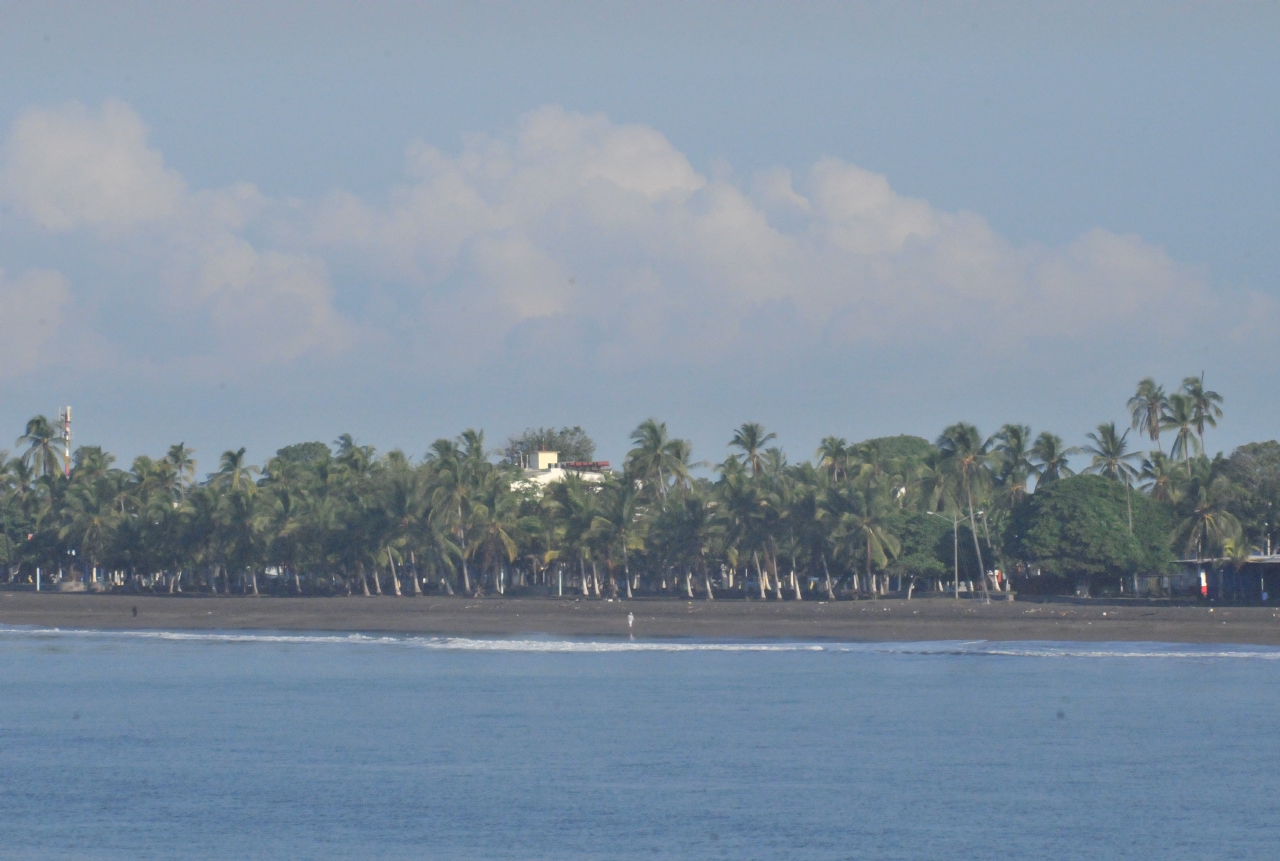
<box><xmin>2</xmin><ymin>626</ymin><xmax>1279</xmax><ymax>659</ymax></box>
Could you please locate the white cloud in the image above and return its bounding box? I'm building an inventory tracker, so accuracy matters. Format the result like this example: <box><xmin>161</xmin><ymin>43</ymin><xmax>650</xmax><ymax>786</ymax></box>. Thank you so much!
<box><xmin>0</xmin><ymin>99</ymin><xmax>1249</xmax><ymax>387</ymax></box>
<box><xmin>0</xmin><ymin>99</ymin><xmax>185</xmax><ymax>231</ymax></box>
<box><xmin>0</xmin><ymin>268</ymin><xmax>72</xmax><ymax>376</ymax></box>
<box><xmin>308</xmin><ymin>105</ymin><xmax>1225</xmax><ymax>369</ymax></box>
<box><xmin>0</xmin><ymin>100</ymin><xmax>353</xmax><ymax>367</ymax></box>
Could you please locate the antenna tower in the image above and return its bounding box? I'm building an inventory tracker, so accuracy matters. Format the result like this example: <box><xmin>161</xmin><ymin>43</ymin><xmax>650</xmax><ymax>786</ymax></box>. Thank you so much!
<box><xmin>60</xmin><ymin>406</ymin><xmax>71</xmax><ymax>478</ymax></box>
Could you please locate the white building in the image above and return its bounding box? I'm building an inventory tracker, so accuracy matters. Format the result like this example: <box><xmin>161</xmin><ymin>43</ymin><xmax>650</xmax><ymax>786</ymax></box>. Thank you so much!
<box><xmin>517</xmin><ymin>451</ymin><xmax>611</xmax><ymax>490</ymax></box>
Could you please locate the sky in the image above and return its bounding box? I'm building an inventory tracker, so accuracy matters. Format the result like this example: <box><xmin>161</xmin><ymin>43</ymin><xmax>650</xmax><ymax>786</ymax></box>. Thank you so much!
<box><xmin>0</xmin><ymin>1</ymin><xmax>1277</xmax><ymax>474</ymax></box>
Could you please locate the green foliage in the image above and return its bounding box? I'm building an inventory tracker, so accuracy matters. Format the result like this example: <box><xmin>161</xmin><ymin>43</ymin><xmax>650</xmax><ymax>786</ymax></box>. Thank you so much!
<box><xmin>886</xmin><ymin>510</ymin><xmax>949</xmax><ymax>578</ymax></box>
<box><xmin>1221</xmin><ymin>441</ymin><xmax>1280</xmax><ymax>549</ymax></box>
<box><xmin>274</xmin><ymin>442</ymin><xmax>333</xmax><ymax>467</ymax></box>
<box><xmin>504</xmin><ymin>427</ymin><xmax>596</xmax><ymax>464</ymax></box>
<box><xmin>1006</xmin><ymin>475</ymin><xmax>1174</xmax><ymax>578</ymax></box>
<box><xmin>860</xmin><ymin>435</ymin><xmax>934</xmax><ymax>463</ymax></box>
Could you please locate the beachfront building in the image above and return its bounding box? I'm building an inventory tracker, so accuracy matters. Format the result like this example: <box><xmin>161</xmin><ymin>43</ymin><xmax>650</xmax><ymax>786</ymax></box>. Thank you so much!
<box><xmin>516</xmin><ymin>451</ymin><xmax>611</xmax><ymax>491</ymax></box>
<box><xmin>1166</xmin><ymin>555</ymin><xmax>1280</xmax><ymax>603</ymax></box>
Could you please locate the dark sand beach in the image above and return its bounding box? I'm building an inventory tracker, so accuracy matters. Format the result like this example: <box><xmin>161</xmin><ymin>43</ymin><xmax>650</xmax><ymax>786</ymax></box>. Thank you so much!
<box><xmin>3</xmin><ymin>592</ymin><xmax>1280</xmax><ymax>644</ymax></box>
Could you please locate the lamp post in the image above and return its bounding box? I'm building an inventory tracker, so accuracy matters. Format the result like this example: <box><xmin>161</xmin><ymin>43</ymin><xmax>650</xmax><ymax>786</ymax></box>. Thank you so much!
<box><xmin>928</xmin><ymin>511</ymin><xmax>960</xmax><ymax>600</ymax></box>
<box><xmin>928</xmin><ymin>509</ymin><xmax>986</xmax><ymax>600</ymax></box>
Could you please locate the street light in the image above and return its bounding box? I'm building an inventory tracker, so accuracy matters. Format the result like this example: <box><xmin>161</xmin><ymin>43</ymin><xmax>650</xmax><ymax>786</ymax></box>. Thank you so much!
<box><xmin>928</xmin><ymin>510</ymin><xmax>984</xmax><ymax>600</ymax></box>
<box><xmin>927</xmin><ymin>510</ymin><xmax>961</xmax><ymax>600</ymax></box>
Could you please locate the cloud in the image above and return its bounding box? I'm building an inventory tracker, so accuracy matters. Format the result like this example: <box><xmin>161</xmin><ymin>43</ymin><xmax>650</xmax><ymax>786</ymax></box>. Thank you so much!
<box><xmin>0</xmin><ymin>99</ymin><xmax>185</xmax><ymax>231</ymax></box>
<box><xmin>0</xmin><ymin>100</ymin><xmax>353</xmax><ymax>367</ymax></box>
<box><xmin>0</xmin><ymin>268</ymin><xmax>72</xmax><ymax>376</ymax></box>
<box><xmin>308</xmin><ymin>105</ymin><xmax>1226</xmax><ymax>372</ymax></box>
<box><xmin>0</xmin><ymin>99</ymin><xmax>1250</xmax><ymax>396</ymax></box>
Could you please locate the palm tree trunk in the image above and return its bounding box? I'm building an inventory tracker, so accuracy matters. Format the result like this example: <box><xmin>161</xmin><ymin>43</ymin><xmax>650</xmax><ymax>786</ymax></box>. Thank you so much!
<box><xmin>389</xmin><ymin>554</ymin><xmax>402</xmax><ymax>596</ymax></box>
<box><xmin>701</xmin><ymin>559</ymin><xmax>714</xmax><ymax>600</ymax></box>
<box><xmin>358</xmin><ymin>562</ymin><xmax>371</xmax><ymax>596</ymax></box>
<box><xmin>579</xmin><ymin>557</ymin><xmax>590</xmax><ymax>596</ymax></box>
<box><xmin>684</xmin><ymin>571</ymin><xmax>694</xmax><ymax>598</ymax></box>
<box><xmin>460</xmin><ymin>555</ymin><xmax>472</xmax><ymax>594</ymax></box>
<box><xmin>866</xmin><ymin>535</ymin><xmax>877</xmax><ymax>601</ymax></box>
<box><xmin>768</xmin><ymin>551</ymin><xmax>783</xmax><ymax>601</ymax></box>
<box><xmin>1125</xmin><ymin>479</ymin><xmax>1133</xmax><ymax>534</ymax></box>
<box><xmin>821</xmin><ymin>553</ymin><xmax>837</xmax><ymax>601</ymax></box>
<box><xmin>249</xmin><ymin>569</ymin><xmax>259</xmax><ymax>595</ymax></box>
<box><xmin>790</xmin><ymin>569</ymin><xmax>803</xmax><ymax>600</ymax></box>
<box><xmin>293</xmin><ymin>566</ymin><xmax>303</xmax><ymax>595</ymax></box>
<box><xmin>411</xmin><ymin>563</ymin><xmax>423</xmax><ymax>596</ymax></box>
<box><xmin>753</xmin><ymin>551</ymin><xmax>768</xmax><ymax>599</ymax></box>
<box><xmin>623</xmin><ymin>551</ymin><xmax>633</xmax><ymax>599</ymax></box>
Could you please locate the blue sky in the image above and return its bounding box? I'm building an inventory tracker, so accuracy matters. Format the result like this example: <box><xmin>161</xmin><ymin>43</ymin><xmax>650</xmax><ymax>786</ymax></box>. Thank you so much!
<box><xmin>0</xmin><ymin>2</ymin><xmax>1276</xmax><ymax>473</ymax></box>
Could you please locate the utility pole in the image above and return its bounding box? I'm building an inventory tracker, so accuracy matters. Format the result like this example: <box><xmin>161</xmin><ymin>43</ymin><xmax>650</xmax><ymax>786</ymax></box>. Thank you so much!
<box><xmin>59</xmin><ymin>406</ymin><xmax>71</xmax><ymax>478</ymax></box>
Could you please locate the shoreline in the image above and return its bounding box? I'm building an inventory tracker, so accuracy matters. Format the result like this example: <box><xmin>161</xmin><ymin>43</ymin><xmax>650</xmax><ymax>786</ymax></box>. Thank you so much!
<box><xmin>3</xmin><ymin>593</ymin><xmax>1280</xmax><ymax>645</ymax></box>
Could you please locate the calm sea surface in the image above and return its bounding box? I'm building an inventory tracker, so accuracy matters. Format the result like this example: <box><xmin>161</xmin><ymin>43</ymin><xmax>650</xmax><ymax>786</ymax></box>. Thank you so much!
<box><xmin>2</xmin><ymin>629</ymin><xmax>1278</xmax><ymax>860</ymax></box>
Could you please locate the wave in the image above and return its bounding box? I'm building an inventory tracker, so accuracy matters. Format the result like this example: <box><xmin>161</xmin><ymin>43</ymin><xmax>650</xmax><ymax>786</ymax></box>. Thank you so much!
<box><xmin>2</xmin><ymin>626</ymin><xmax>1279</xmax><ymax>659</ymax></box>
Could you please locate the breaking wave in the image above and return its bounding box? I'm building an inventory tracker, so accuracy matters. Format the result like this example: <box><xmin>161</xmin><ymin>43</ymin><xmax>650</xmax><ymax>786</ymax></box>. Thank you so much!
<box><xmin>2</xmin><ymin>626</ymin><xmax>1279</xmax><ymax>659</ymax></box>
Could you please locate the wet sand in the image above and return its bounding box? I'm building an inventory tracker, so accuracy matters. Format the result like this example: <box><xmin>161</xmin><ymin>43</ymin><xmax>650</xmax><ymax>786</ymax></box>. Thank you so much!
<box><xmin>3</xmin><ymin>592</ymin><xmax>1280</xmax><ymax>644</ymax></box>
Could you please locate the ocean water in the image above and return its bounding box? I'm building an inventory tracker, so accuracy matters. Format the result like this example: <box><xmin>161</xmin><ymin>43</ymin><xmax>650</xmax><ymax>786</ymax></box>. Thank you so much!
<box><xmin>2</xmin><ymin>630</ymin><xmax>1278</xmax><ymax>860</ymax></box>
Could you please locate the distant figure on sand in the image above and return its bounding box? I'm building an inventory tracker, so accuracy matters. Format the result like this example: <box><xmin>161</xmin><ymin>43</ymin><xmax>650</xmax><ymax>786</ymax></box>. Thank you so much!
<box><xmin>628</xmin><ymin>612</ymin><xmax>634</xmax><ymax>639</ymax></box>
<box><xmin>131</xmin><ymin>606</ymin><xmax>137</xmax><ymax>617</ymax></box>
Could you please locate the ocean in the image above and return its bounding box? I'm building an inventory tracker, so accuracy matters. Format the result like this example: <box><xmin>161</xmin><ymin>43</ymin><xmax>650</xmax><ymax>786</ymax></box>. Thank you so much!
<box><xmin>1</xmin><ymin>629</ymin><xmax>1278</xmax><ymax>860</ymax></box>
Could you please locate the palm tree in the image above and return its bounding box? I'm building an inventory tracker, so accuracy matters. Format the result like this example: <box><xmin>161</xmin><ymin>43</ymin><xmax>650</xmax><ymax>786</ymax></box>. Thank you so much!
<box><xmin>59</xmin><ymin>480</ymin><xmax>120</xmax><ymax>580</ymax></box>
<box><xmin>990</xmin><ymin>423</ymin><xmax>1034</xmax><ymax>506</ymax></box>
<box><xmin>1162</xmin><ymin>393</ymin><xmax>1200</xmax><ymax>476</ymax></box>
<box><xmin>730</xmin><ymin>423</ymin><xmax>777</xmax><ymax>478</ymax></box>
<box><xmin>215</xmin><ymin>448</ymin><xmax>259</xmax><ymax>493</ymax></box>
<box><xmin>17</xmin><ymin>416</ymin><xmax>64</xmax><ymax>478</ymax></box>
<box><xmin>1128</xmin><ymin>378</ymin><xmax>1168</xmax><ymax>454</ymax></box>
<box><xmin>426</xmin><ymin>438</ymin><xmax>473</xmax><ymax>593</ymax></box>
<box><xmin>1181</xmin><ymin>374</ymin><xmax>1224</xmax><ymax>453</ymax></box>
<box><xmin>625</xmin><ymin>419</ymin><xmax>690</xmax><ymax>500</ymax></box>
<box><xmin>165</xmin><ymin>443</ymin><xmax>197</xmax><ymax>488</ymax></box>
<box><xmin>1138</xmin><ymin>452</ymin><xmax>1182</xmax><ymax>504</ymax></box>
<box><xmin>1082</xmin><ymin>422</ymin><xmax>1141</xmax><ymax>532</ymax></box>
<box><xmin>1030</xmin><ymin>432</ymin><xmax>1077</xmax><ymax>486</ymax></box>
<box><xmin>832</xmin><ymin>480</ymin><xmax>901</xmax><ymax>597</ymax></box>
<box><xmin>1175</xmin><ymin>476</ymin><xmax>1242</xmax><ymax>568</ymax></box>
<box><xmin>816</xmin><ymin>436</ymin><xmax>849</xmax><ymax>481</ymax></box>
<box><xmin>589</xmin><ymin>478</ymin><xmax>646</xmax><ymax>598</ymax></box>
<box><xmin>936</xmin><ymin>423</ymin><xmax>993</xmax><ymax>600</ymax></box>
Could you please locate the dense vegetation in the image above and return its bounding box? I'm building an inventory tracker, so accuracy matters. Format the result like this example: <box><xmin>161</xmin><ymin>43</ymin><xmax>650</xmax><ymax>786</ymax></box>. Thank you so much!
<box><xmin>1</xmin><ymin>376</ymin><xmax>1272</xmax><ymax>599</ymax></box>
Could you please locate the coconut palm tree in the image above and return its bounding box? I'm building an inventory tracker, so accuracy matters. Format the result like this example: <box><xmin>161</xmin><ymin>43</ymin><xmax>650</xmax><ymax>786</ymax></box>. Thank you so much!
<box><xmin>832</xmin><ymin>481</ymin><xmax>901</xmax><ymax>597</ymax></box>
<box><xmin>1162</xmin><ymin>393</ymin><xmax>1200</xmax><ymax>476</ymax></box>
<box><xmin>936</xmin><ymin>423</ymin><xmax>994</xmax><ymax>599</ymax></box>
<box><xmin>730</xmin><ymin>423</ymin><xmax>777</xmax><ymax>478</ymax></box>
<box><xmin>1139</xmin><ymin>452</ymin><xmax>1182</xmax><ymax>504</ymax></box>
<box><xmin>990</xmin><ymin>424</ymin><xmax>1034</xmax><ymax>506</ymax></box>
<box><xmin>1175</xmin><ymin>476</ymin><xmax>1242</xmax><ymax>565</ymax></box>
<box><xmin>625</xmin><ymin>419</ymin><xmax>690</xmax><ymax>500</ymax></box>
<box><xmin>17</xmin><ymin>416</ymin><xmax>64</xmax><ymax>479</ymax></box>
<box><xmin>1030</xmin><ymin>432</ymin><xmax>1077</xmax><ymax>486</ymax></box>
<box><xmin>1181</xmin><ymin>374</ymin><xmax>1224</xmax><ymax>453</ymax></box>
<box><xmin>1128</xmin><ymin>378</ymin><xmax>1168</xmax><ymax>454</ymax></box>
<box><xmin>215</xmin><ymin>448</ymin><xmax>259</xmax><ymax>493</ymax></box>
<box><xmin>1082</xmin><ymin>422</ymin><xmax>1141</xmax><ymax>532</ymax></box>
<box><xmin>165</xmin><ymin>443</ymin><xmax>197</xmax><ymax>489</ymax></box>
<box><xmin>816</xmin><ymin>436</ymin><xmax>849</xmax><ymax>481</ymax></box>
<box><xmin>589</xmin><ymin>478</ymin><xmax>646</xmax><ymax>598</ymax></box>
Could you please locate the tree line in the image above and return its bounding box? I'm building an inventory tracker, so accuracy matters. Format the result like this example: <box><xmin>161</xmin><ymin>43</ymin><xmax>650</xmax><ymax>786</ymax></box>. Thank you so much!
<box><xmin>2</xmin><ymin>374</ymin><xmax>1274</xmax><ymax>599</ymax></box>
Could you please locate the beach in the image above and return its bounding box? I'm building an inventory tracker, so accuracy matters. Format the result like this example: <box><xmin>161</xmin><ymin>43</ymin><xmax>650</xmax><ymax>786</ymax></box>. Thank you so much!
<box><xmin>3</xmin><ymin>592</ymin><xmax>1279</xmax><ymax>644</ymax></box>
